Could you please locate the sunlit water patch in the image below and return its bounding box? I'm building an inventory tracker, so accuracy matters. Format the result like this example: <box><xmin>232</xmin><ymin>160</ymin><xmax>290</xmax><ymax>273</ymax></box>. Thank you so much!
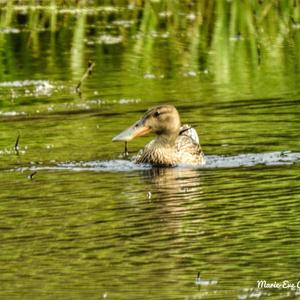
<box><xmin>96</xmin><ymin>35</ymin><xmax>123</xmax><ymax>45</ymax></box>
<box><xmin>2</xmin><ymin>5</ymin><xmax>122</xmax><ymax>15</ymax></box>
<box><xmin>0</xmin><ymin>80</ymin><xmax>53</xmax><ymax>89</ymax></box>
<box><xmin>0</xmin><ymin>80</ymin><xmax>73</xmax><ymax>99</ymax></box>
<box><xmin>0</xmin><ymin>27</ymin><xmax>21</xmax><ymax>34</ymax></box>
<box><xmin>0</xmin><ymin>148</ymin><xmax>26</xmax><ymax>156</ymax></box>
<box><xmin>58</xmin><ymin>6</ymin><xmax>122</xmax><ymax>15</ymax></box>
<box><xmin>0</xmin><ymin>111</ymin><xmax>26</xmax><ymax>116</ymax></box>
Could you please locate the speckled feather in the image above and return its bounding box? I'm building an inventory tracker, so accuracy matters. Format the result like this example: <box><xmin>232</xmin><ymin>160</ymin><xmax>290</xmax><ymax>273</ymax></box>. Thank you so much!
<box><xmin>135</xmin><ymin>124</ymin><xmax>205</xmax><ymax>166</ymax></box>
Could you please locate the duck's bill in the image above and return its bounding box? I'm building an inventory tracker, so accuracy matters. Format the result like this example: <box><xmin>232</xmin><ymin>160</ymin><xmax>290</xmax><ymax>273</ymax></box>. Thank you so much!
<box><xmin>112</xmin><ymin>123</ymin><xmax>152</xmax><ymax>142</ymax></box>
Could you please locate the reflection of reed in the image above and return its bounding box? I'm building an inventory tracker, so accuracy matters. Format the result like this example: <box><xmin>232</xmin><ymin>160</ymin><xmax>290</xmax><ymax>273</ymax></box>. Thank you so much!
<box><xmin>0</xmin><ymin>1</ymin><xmax>299</xmax><ymax>92</ymax></box>
<box><xmin>139</xmin><ymin>167</ymin><xmax>202</xmax><ymax>197</ymax></box>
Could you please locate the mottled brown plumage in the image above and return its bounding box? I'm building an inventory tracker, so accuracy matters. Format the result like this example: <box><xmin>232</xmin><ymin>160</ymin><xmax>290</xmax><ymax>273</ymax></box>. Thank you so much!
<box><xmin>113</xmin><ymin>105</ymin><xmax>205</xmax><ymax>166</ymax></box>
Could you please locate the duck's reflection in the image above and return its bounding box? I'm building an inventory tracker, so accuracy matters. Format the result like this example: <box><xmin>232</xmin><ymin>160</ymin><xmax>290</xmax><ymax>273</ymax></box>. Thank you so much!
<box><xmin>138</xmin><ymin>167</ymin><xmax>202</xmax><ymax>198</ymax></box>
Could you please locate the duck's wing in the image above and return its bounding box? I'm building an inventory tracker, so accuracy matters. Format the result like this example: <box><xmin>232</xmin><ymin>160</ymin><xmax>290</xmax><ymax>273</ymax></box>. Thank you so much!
<box><xmin>179</xmin><ymin>124</ymin><xmax>200</xmax><ymax>145</ymax></box>
<box><xmin>176</xmin><ymin>124</ymin><xmax>205</xmax><ymax>164</ymax></box>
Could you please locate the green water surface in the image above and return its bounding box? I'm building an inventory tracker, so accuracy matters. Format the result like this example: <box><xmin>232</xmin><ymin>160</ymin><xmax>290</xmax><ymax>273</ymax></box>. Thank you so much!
<box><xmin>0</xmin><ymin>2</ymin><xmax>300</xmax><ymax>299</ymax></box>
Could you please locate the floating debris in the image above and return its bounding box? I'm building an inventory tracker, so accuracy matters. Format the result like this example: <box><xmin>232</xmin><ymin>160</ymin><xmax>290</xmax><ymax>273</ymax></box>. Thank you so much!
<box><xmin>291</xmin><ymin>16</ymin><xmax>300</xmax><ymax>29</ymax></box>
<box><xmin>0</xmin><ymin>80</ymin><xmax>55</xmax><ymax>98</ymax></box>
<box><xmin>149</xmin><ymin>31</ymin><xmax>170</xmax><ymax>38</ymax></box>
<box><xmin>183</xmin><ymin>70</ymin><xmax>197</xmax><ymax>77</ymax></box>
<box><xmin>144</xmin><ymin>73</ymin><xmax>156</xmax><ymax>79</ymax></box>
<box><xmin>34</xmin><ymin>81</ymin><xmax>54</xmax><ymax>96</ymax></box>
<box><xmin>14</xmin><ymin>134</ymin><xmax>20</xmax><ymax>155</ymax></box>
<box><xmin>229</xmin><ymin>33</ymin><xmax>243</xmax><ymax>41</ymax></box>
<box><xmin>0</xmin><ymin>79</ymin><xmax>51</xmax><ymax>88</ymax></box>
<box><xmin>118</xmin><ymin>98</ymin><xmax>141</xmax><ymax>104</ymax></box>
<box><xmin>186</xmin><ymin>13</ymin><xmax>196</xmax><ymax>21</ymax></box>
<box><xmin>195</xmin><ymin>272</ymin><xmax>218</xmax><ymax>286</ymax></box>
<box><xmin>27</xmin><ymin>171</ymin><xmax>37</xmax><ymax>180</ymax></box>
<box><xmin>0</xmin><ymin>28</ymin><xmax>20</xmax><ymax>34</ymax></box>
<box><xmin>58</xmin><ymin>6</ymin><xmax>120</xmax><ymax>15</ymax></box>
<box><xmin>0</xmin><ymin>111</ymin><xmax>26</xmax><ymax>116</ymax></box>
<box><xmin>195</xmin><ymin>272</ymin><xmax>200</xmax><ymax>284</ymax></box>
<box><xmin>159</xmin><ymin>11</ymin><xmax>172</xmax><ymax>18</ymax></box>
<box><xmin>113</xmin><ymin>20</ymin><xmax>134</xmax><ymax>28</ymax></box>
<box><xmin>124</xmin><ymin>142</ymin><xmax>129</xmax><ymax>157</ymax></box>
<box><xmin>97</xmin><ymin>35</ymin><xmax>123</xmax><ymax>45</ymax></box>
<box><xmin>292</xmin><ymin>23</ymin><xmax>300</xmax><ymax>29</ymax></box>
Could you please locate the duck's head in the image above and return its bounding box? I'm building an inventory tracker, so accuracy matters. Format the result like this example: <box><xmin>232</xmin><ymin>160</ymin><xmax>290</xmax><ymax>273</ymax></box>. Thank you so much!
<box><xmin>112</xmin><ymin>105</ymin><xmax>181</xmax><ymax>143</ymax></box>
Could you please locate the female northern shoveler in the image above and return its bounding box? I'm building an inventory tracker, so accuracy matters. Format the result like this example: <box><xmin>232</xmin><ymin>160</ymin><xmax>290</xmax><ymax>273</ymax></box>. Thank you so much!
<box><xmin>112</xmin><ymin>105</ymin><xmax>205</xmax><ymax>166</ymax></box>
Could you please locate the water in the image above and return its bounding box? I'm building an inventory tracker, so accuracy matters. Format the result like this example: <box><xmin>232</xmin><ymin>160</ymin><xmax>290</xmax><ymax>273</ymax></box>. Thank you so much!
<box><xmin>1</xmin><ymin>2</ymin><xmax>300</xmax><ymax>299</ymax></box>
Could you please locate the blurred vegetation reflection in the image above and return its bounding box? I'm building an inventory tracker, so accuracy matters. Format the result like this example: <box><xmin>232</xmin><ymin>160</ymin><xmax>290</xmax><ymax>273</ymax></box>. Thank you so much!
<box><xmin>1</xmin><ymin>0</ymin><xmax>300</xmax><ymax>99</ymax></box>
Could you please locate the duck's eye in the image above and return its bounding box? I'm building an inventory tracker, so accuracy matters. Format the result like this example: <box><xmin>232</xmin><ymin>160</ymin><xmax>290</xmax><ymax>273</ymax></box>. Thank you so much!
<box><xmin>154</xmin><ymin>111</ymin><xmax>160</xmax><ymax>117</ymax></box>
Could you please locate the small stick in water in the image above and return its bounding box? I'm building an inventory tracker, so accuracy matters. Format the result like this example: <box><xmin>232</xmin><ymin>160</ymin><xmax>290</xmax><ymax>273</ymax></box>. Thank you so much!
<box><xmin>14</xmin><ymin>134</ymin><xmax>20</xmax><ymax>155</ymax></box>
<box><xmin>195</xmin><ymin>272</ymin><xmax>201</xmax><ymax>287</ymax></box>
<box><xmin>76</xmin><ymin>60</ymin><xmax>95</xmax><ymax>94</ymax></box>
<box><xmin>124</xmin><ymin>142</ymin><xmax>129</xmax><ymax>157</ymax></box>
<box><xmin>257</xmin><ymin>42</ymin><xmax>261</xmax><ymax>65</ymax></box>
<box><xmin>28</xmin><ymin>171</ymin><xmax>37</xmax><ymax>180</ymax></box>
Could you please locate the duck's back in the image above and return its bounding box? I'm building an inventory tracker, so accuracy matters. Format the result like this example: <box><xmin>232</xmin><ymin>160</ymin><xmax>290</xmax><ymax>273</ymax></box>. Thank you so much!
<box><xmin>176</xmin><ymin>125</ymin><xmax>205</xmax><ymax>165</ymax></box>
<box><xmin>135</xmin><ymin>124</ymin><xmax>205</xmax><ymax>166</ymax></box>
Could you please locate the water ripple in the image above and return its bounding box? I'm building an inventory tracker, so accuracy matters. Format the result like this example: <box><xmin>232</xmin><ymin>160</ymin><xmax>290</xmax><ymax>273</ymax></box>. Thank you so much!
<box><xmin>10</xmin><ymin>151</ymin><xmax>300</xmax><ymax>173</ymax></box>
<box><xmin>203</xmin><ymin>151</ymin><xmax>300</xmax><ymax>168</ymax></box>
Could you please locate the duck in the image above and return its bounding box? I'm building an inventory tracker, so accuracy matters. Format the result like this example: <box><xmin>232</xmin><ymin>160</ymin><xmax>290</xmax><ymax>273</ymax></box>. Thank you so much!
<box><xmin>112</xmin><ymin>104</ymin><xmax>205</xmax><ymax>166</ymax></box>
